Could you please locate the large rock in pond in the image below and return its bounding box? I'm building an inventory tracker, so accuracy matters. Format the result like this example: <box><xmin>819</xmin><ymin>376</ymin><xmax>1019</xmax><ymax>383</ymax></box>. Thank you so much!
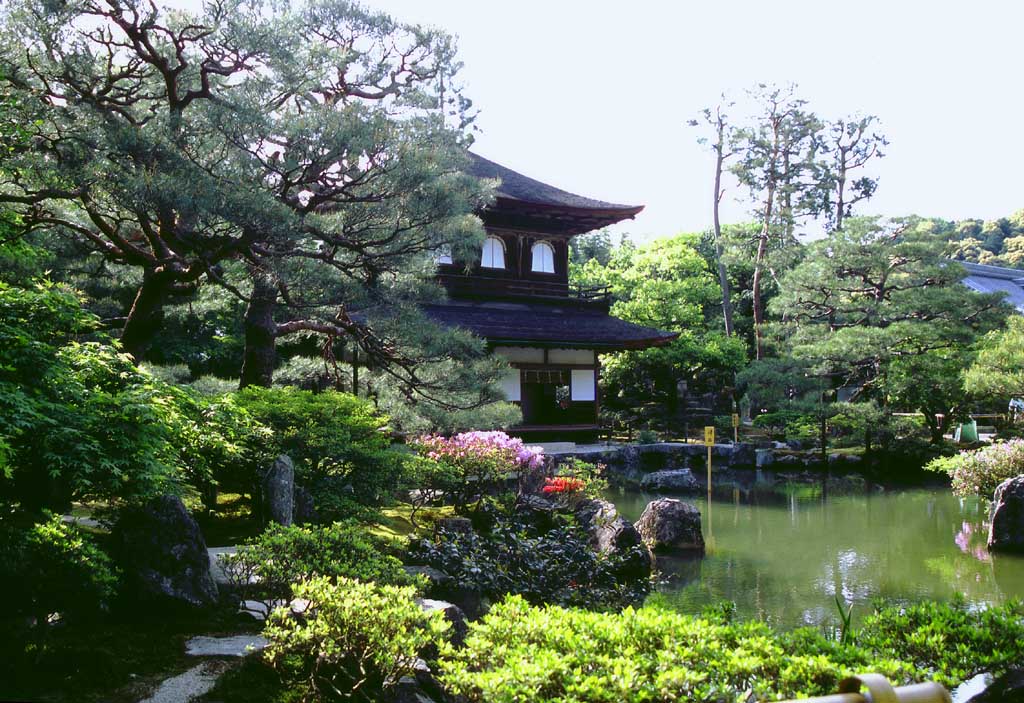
<box><xmin>635</xmin><ymin>498</ymin><xmax>704</xmax><ymax>553</ymax></box>
<box><xmin>989</xmin><ymin>475</ymin><xmax>1024</xmax><ymax>553</ymax></box>
<box><xmin>575</xmin><ymin>499</ymin><xmax>653</xmax><ymax>580</ymax></box>
<box><xmin>114</xmin><ymin>495</ymin><xmax>218</xmax><ymax>608</ymax></box>
<box><xmin>640</xmin><ymin>469</ymin><xmax>699</xmax><ymax>493</ymax></box>
<box><xmin>262</xmin><ymin>455</ymin><xmax>294</xmax><ymax>527</ymax></box>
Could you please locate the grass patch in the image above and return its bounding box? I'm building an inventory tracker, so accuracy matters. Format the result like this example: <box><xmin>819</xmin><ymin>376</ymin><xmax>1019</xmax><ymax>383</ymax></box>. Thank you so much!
<box><xmin>195</xmin><ymin>492</ymin><xmax>262</xmax><ymax>547</ymax></box>
<box><xmin>369</xmin><ymin>503</ymin><xmax>454</xmax><ymax>540</ymax></box>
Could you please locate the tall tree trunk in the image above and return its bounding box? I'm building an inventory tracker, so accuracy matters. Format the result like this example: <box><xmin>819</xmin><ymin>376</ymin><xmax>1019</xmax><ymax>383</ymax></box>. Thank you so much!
<box><xmin>751</xmin><ymin>184</ymin><xmax>775</xmax><ymax>361</ymax></box>
<box><xmin>712</xmin><ymin>142</ymin><xmax>734</xmax><ymax>337</ymax></box>
<box><xmin>240</xmin><ymin>268</ymin><xmax>279</xmax><ymax>389</ymax></box>
<box><xmin>120</xmin><ymin>269</ymin><xmax>173</xmax><ymax>361</ymax></box>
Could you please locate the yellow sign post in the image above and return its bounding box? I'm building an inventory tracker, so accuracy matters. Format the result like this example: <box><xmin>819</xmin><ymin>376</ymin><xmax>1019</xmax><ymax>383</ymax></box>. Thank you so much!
<box><xmin>704</xmin><ymin>426</ymin><xmax>714</xmax><ymax>497</ymax></box>
<box><xmin>731</xmin><ymin>413</ymin><xmax>740</xmax><ymax>443</ymax></box>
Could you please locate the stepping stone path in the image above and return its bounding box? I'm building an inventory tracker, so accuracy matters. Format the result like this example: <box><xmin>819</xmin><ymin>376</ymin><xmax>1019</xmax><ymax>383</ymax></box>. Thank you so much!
<box><xmin>136</xmin><ymin>634</ymin><xmax>268</xmax><ymax>702</ymax></box>
<box><xmin>139</xmin><ymin>660</ymin><xmax>230</xmax><ymax>703</ymax></box>
<box><xmin>185</xmin><ymin>634</ymin><xmax>269</xmax><ymax>658</ymax></box>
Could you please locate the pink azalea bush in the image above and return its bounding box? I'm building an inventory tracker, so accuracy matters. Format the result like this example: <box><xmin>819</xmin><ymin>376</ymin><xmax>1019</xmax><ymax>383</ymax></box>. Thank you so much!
<box><xmin>927</xmin><ymin>439</ymin><xmax>1024</xmax><ymax>498</ymax></box>
<box><xmin>413</xmin><ymin>431</ymin><xmax>544</xmax><ymax>471</ymax></box>
<box><xmin>410</xmin><ymin>431</ymin><xmax>545</xmax><ymax>509</ymax></box>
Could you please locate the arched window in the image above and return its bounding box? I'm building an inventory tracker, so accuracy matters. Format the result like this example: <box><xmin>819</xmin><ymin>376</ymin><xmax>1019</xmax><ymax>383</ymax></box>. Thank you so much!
<box><xmin>531</xmin><ymin>241</ymin><xmax>555</xmax><ymax>273</ymax></box>
<box><xmin>481</xmin><ymin>236</ymin><xmax>505</xmax><ymax>269</ymax></box>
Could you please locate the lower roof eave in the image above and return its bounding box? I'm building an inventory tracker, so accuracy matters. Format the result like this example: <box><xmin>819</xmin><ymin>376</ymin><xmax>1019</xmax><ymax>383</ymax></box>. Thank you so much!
<box><xmin>486</xmin><ymin>332</ymin><xmax>679</xmax><ymax>352</ymax></box>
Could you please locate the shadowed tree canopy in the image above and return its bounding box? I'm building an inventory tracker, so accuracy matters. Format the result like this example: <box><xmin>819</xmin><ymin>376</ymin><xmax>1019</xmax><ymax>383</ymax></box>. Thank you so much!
<box><xmin>0</xmin><ymin>0</ymin><xmax>511</xmax><ymax>415</ymax></box>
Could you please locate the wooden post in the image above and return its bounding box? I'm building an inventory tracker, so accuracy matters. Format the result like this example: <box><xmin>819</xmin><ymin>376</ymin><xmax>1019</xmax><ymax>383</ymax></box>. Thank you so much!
<box><xmin>352</xmin><ymin>348</ymin><xmax>359</xmax><ymax>396</ymax></box>
<box><xmin>705</xmin><ymin>425</ymin><xmax>715</xmax><ymax>497</ymax></box>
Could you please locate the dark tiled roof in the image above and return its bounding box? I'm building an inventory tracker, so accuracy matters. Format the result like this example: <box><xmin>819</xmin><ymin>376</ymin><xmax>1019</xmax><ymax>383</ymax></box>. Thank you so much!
<box><xmin>424</xmin><ymin>302</ymin><xmax>677</xmax><ymax>350</ymax></box>
<box><xmin>466</xmin><ymin>152</ymin><xmax>643</xmax><ymax>215</ymax></box>
<box><xmin>960</xmin><ymin>261</ymin><xmax>1024</xmax><ymax>312</ymax></box>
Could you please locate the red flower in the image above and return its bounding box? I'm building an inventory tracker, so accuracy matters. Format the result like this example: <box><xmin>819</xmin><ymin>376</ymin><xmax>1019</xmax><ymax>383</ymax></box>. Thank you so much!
<box><xmin>542</xmin><ymin>476</ymin><xmax>586</xmax><ymax>494</ymax></box>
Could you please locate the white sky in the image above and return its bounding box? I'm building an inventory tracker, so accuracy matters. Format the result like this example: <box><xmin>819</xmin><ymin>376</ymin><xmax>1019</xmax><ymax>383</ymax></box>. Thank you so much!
<box><xmin>358</xmin><ymin>0</ymin><xmax>1024</xmax><ymax>241</ymax></box>
<box><xmin>170</xmin><ymin>0</ymin><xmax>1024</xmax><ymax>241</ymax></box>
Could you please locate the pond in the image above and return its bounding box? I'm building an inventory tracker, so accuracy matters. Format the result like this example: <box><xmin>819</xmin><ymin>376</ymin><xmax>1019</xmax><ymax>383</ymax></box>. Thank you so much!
<box><xmin>607</xmin><ymin>477</ymin><xmax>1024</xmax><ymax>630</ymax></box>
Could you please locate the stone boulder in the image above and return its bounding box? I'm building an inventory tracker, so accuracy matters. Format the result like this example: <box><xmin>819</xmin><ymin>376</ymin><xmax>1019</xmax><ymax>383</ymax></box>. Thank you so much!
<box><xmin>436</xmin><ymin>516</ymin><xmax>473</xmax><ymax>535</ymax></box>
<box><xmin>729</xmin><ymin>442</ymin><xmax>756</xmax><ymax>467</ymax></box>
<box><xmin>635</xmin><ymin>498</ymin><xmax>704</xmax><ymax>553</ymax></box>
<box><xmin>114</xmin><ymin>495</ymin><xmax>218</xmax><ymax>608</ymax></box>
<box><xmin>416</xmin><ymin>598</ymin><xmax>468</xmax><ymax>647</ymax></box>
<box><xmin>575</xmin><ymin>499</ymin><xmax>653</xmax><ymax>580</ymax></box>
<box><xmin>756</xmin><ymin>449</ymin><xmax>774</xmax><ymax>467</ymax></box>
<box><xmin>969</xmin><ymin>669</ymin><xmax>1024</xmax><ymax>703</ymax></box>
<box><xmin>262</xmin><ymin>455</ymin><xmax>294</xmax><ymax>526</ymax></box>
<box><xmin>989</xmin><ymin>475</ymin><xmax>1024</xmax><ymax>553</ymax></box>
<box><xmin>293</xmin><ymin>484</ymin><xmax>318</xmax><ymax>525</ymax></box>
<box><xmin>640</xmin><ymin>469</ymin><xmax>700</xmax><ymax>493</ymax></box>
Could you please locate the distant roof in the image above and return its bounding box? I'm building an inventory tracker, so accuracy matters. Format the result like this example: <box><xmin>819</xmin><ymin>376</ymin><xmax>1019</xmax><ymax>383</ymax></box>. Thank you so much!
<box><xmin>465</xmin><ymin>152</ymin><xmax>643</xmax><ymax>235</ymax></box>
<box><xmin>959</xmin><ymin>261</ymin><xmax>1024</xmax><ymax>312</ymax></box>
<box><xmin>424</xmin><ymin>301</ymin><xmax>677</xmax><ymax>351</ymax></box>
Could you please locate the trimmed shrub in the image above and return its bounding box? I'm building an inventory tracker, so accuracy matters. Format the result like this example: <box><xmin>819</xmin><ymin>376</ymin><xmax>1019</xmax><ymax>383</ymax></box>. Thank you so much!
<box><xmin>234</xmin><ymin>387</ymin><xmax>405</xmax><ymax>506</ymax></box>
<box><xmin>926</xmin><ymin>439</ymin><xmax>1024</xmax><ymax>497</ymax></box>
<box><xmin>263</xmin><ymin>576</ymin><xmax>449</xmax><ymax>701</ymax></box>
<box><xmin>857</xmin><ymin>598</ymin><xmax>1024</xmax><ymax>685</ymax></box>
<box><xmin>410</xmin><ymin>431</ymin><xmax>545</xmax><ymax>511</ymax></box>
<box><xmin>438</xmin><ymin>596</ymin><xmax>1024</xmax><ymax>703</ymax></box>
<box><xmin>219</xmin><ymin>522</ymin><xmax>416</xmax><ymax>608</ymax></box>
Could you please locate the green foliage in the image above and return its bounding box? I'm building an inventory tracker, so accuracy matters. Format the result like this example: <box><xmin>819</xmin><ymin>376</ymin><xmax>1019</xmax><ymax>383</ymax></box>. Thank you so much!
<box><xmin>263</xmin><ymin>576</ymin><xmax>449</xmax><ymax>702</ymax></box>
<box><xmin>926</xmin><ymin>439</ymin><xmax>1024</xmax><ymax>498</ymax></box>
<box><xmin>0</xmin><ymin>514</ymin><xmax>119</xmax><ymax>624</ymax></box>
<box><xmin>574</xmin><ymin>233</ymin><xmax>745</xmax><ymax>426</ymax></box>
<box><xmin>234</xmin><ymin>387</ymin><xmax>405</xmax><ymax>506</ymax></box>
<box><xmin>438</xmin><ymin>596</ymin><xmax>912</xmax><ymax>703</ymax></box>
<box><xmin>965</xmin><ymin>315</ymin><xmax>1024</xmax><ymax>400</ymax></box>
<box><xmin>772</xmin><ymin>217</ymin><xmax>1008</xmax><ymax>399</ymax></box>
<box><xmin>752</xmin><ymin>410</ymin><xmax>812</xmax><ymax>440</ymax></box>
<box><xmin>550</xmin><ymin>458</ymin><xmax>608</xmax><ymax>503</ymax></box>
<box><xmin>857</xmin><ymin>598</ymin><xmax>1024</xmax><ymax>686</ymax></box>
<box><xmin>0</xmin><ymin>283</ymin><xmax>182</xmax><ymax>510</ymax></box>
<box><xmin>439</xmin><ymin>596</ymin><xmax>1024</xmax><ymax>703</ymax></box>
<box><xmin>219</xmin><ymin>522</ymin><xmax>416</xmax><ymax>608</ymax></box>
<box><xmin>409</xmin><ymin>518</ymin><xmax>649</xmax><ymax>611</ymax></box>
<box><xmin>636</xmin><ymin>429</ymin><xmax>659</xmax><ymax>444</ymax></box>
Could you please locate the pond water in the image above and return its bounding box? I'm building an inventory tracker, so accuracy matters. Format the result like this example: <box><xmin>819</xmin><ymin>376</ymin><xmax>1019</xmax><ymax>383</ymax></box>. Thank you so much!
<box><xmin>607</xmin><ymin>478</ymin><xmax>1024</xmax><ymax>630</ymax></box>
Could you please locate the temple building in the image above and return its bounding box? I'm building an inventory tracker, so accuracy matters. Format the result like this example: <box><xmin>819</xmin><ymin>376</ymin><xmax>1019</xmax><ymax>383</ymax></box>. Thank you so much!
<box><xmin>425</xmin><ymin>153</ymin><xmax>677</xmax><ymax>440</ymax></box>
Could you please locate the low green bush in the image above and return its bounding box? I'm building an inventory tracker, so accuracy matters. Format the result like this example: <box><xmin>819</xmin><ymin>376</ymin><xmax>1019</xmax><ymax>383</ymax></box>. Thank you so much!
<box><xmin>234</xmin><ymin>387</ymin><xmax>406</xmax><ymax>506</ymax></box>
<box><xmin>408</xmin><ymin>518</ymin><xmax>649</xmax><ymax>611</ymax></box>
<box><xmin>263</xmin><ymin>576</ymin><xmax>449</xmax><ymax>702</ymax></box>
<box><xmin>438</xmin><ymin>596</ymin><xmax>909</xmax><ymax>703</ymax></box>
<box><xmin>857</xmin><ymin>598</ymin><xmax>1024</xmax><ymax>685</ymax></box>
<box><xmin>219</xmin><ymin>522</ymin><xmax>416</xmax><ymax>608</ymax></box>
<box><xmin>0</xmin><ymin>514</ymin><xmax>120</xmax><ymax>625</ymax></box>
<box><xmin>926</xmin><ymin>439</ymin><xmax>1024</xmax><ymax>497</ymax></box>
<box><xmin>636</xmin><ymin>428</ymin><xmax>659</xmax><ymax>444</ymax></box>
<box><xmin>438</xmin><ymin>596</ymin><xmax>1024</xmax><ymax>703</ymax></box>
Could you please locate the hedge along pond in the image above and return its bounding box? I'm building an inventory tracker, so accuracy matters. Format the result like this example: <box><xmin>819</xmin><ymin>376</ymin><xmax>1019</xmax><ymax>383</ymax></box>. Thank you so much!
<box><xmin>608</xmin><ymin>483</ymin><xmax>1024</xmax><ymax>628</ymax></box>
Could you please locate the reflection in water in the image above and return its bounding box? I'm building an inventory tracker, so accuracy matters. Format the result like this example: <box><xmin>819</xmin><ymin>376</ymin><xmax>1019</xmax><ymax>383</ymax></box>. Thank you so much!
<box><xmin>609</xmin><ymin>482</ymin><xmax>1024</xmax><ymax>630</ymax></box>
